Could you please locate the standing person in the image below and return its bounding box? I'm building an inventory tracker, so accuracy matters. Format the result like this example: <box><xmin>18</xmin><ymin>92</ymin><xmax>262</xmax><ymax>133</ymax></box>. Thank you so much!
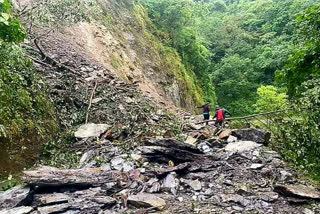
<box><xmin>213</xmin><ymin>105</ymin><xmax>231</xmax><ymax>127</ymax></box>
<box><xmin>197</xmin><ymin>102</ymin><xmax>211</xmax><ymax>125</ymax></box>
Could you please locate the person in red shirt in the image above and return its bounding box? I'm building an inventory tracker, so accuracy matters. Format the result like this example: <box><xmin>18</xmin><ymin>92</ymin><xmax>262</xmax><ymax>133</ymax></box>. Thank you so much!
<box><xmin>213</xmin><ymin>105</ymin><xmax>231</xmax><ymax>127</ymax></box>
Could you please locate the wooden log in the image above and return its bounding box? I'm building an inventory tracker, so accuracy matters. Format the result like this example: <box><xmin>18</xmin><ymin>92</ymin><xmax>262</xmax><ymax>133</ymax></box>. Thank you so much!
<box><xmin>196</xmin><ymin>108</ymin><xmax>296</xmax><ymax>124</ymax></box>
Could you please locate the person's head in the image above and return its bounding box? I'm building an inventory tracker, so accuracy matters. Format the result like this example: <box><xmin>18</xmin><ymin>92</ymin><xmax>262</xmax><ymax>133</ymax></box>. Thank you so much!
<box><xmin>215</xmin><ymin>105</ymin><xmax>220</xmax><ymax>110</ymax></box>
<box><xmin>205</xmin><ymin>101</ymin><xmax>210</xmax><ymax>105</ymax></box>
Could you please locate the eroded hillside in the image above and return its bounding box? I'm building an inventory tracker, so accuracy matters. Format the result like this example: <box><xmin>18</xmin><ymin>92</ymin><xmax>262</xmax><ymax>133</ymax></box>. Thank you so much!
<box><xmin>16</xmin><ymin>0</ymin><xmax>204</xmax><ymax>112</ymax></box>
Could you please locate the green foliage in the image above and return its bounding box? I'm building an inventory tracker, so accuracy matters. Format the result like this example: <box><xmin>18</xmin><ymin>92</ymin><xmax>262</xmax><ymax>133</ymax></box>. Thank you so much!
<box><xmin>40</xmin><ymin>133</ymin><xmax>80</xmax><ymax>168</ymax></box>
<box><xmin>0</xmin><ymin>174</ymin><xmax>20</xmax><ymax>192</ymax></box>
<box><xmin>138</xmin><ymin>0</ymin><xmax>216</xmax><ymax>106</ymax></box>
<box><xmin>212</xmin><ymin>54</ymin><xmax>258</xmax><ymax>115</ymax></box>
<box><xmin>133</xmin><ymin>2</ymin><xmax>208</xmax><ymax>107</ymax></box>
<box><xmin>271</xmin><ymin>79</ymin><xmax>320</xmax><ymax>180</ymax></box>
<box><xmin>254</xmin><ymin>85</ymin><xmax>289</xmax><ymax>113</ymax></box>
<box><xmin>0</xmin><ymin>0</ymin><xmax>26</xmax><ymax>43</ymax></box>
<box><xmin>0</xmin><ymin>43</ymin><xmax>56</xmax><ymax>140</ymax></box>
<box><xmin>0</xmin><ymin>1</ymin><xmax>57</xmax><ymax>179</ymax></box>
<box><xmin>276</xmin><ymin>5</ymin><xmax>320</xmax><ymax>97</ymax></box>
<box><xmin>193</xmin><ymin>0</ymin><xmax>316</xmax><ymax>114</ymax></box>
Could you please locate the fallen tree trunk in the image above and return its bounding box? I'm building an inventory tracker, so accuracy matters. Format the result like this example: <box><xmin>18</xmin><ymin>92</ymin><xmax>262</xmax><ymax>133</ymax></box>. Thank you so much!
<box><xmin>196</xmin><ymin>108</ymin><xmax>296</xmax><ymax>124</ymax></box>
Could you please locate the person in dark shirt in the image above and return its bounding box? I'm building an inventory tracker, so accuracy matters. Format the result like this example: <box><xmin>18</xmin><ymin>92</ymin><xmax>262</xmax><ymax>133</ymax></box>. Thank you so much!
<box><xmin>197</xmin><ymin>102</ymin><xmax>211</xmax><ymax>125</ymax></box>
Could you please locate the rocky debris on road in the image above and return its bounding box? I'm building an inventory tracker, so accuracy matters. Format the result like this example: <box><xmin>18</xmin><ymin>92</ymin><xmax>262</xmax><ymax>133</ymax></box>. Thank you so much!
<box><xmin>2</xmin><ymin>126</ymin><xmax>320</xmax><ymax>214</ymax></box>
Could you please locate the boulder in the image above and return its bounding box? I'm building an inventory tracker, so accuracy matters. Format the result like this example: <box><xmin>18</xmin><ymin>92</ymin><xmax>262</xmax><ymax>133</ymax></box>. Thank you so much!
<box><xmin>0</xmin><ymin>206</ymin><xmax>33</xmax><ymax>214</ymax></box>
<box><xmin>225</xmin><ymin>141</ymin><xmax>262</xmax><ymax>153</ymax></box>
<box><xmin>274</xmin><ymin>185</ymin><xmax>320</xmax><ymax>199</ymax></box>
<box><xmin>74</xmin><ymin>123</ymin><xmax>111</xmax><ymax>138</ymax></box>
<box><xmin>219</xmin><ymin>130</ymin><xmax>232</xmax><ymax>139</ymax></box>
<box><xmin>128</xmin><ymin>193</ymin><xmax>166</xmax><ymax>210</ymax></box>
<box><xmin>0</xmin><ymin>185</ymin><xmax>31</xmax><ymax>209</ymax></box>
<box><xmin>231</xmin><ymin>128</ymin><xmax>270</xmax><ymax>144</ymax></box>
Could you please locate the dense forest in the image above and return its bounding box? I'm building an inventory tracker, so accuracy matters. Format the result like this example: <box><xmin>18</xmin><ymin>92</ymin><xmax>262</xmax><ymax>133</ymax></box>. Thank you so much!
<box><xmin>138</xmin><ymin>0</ymin><xmax>320</xmax><ymax>178</ymax></box>
<box><xmin>138</xmin><ymin>0</ymin><xmax>320</xmax><ymax>177</ymax></box>
<box><xmin>139</xmin><ymin>0</ymin><xmax>319</xmax><ymax>115</ymax></box>
<box><xmin>0</xmin><ymin>0</ymin><xmax>319</xmax><ymax>192</ymax></box>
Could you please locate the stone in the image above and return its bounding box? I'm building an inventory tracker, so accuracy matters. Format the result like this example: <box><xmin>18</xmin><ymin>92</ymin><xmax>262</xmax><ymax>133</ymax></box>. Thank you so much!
<box><xmin>197</xmin><ymin>142</ymin><xmax>212</xmax><ymax>153</ymax></box>
<box><xmin>188</xmin><ymin>179</ymin><xmax>202</xmax><ymax>191</ymax></box>
<box><xmin>225</xmin><ymin>141</ymin><xmax>262</xmax><ymax>153</ymax></box>
<box><xmin>303</xmin><ymin>208</ymin><xmax>314</xmax><ymax>214</ymax></box>
<box><xmin>227</xmin><ymin>135</ymin><xmax>238</xmax><ymax>143</ymax></box>
<box><xmin>0</xmin><ymin>206</ymin><xmax>34</xmax><ymax>214</ymax></box>
<box><xmin>161</xmin><ymin>173</ymin><xmax>178</xmax><ymax>194</ymax></box>
<box><xmin>79</xmin><ymin>150</ymin><xmax>94</xmax><ymax>166</ymax></box>
<box><xmin>260</xmin><ymin>192</ymin><xmax>278</xmax><ymax>203</ymax></box>
<box><xmin>274</xmin><ymin>184</ymin><xmax>320</xmax><ymax>199</ymax></box>
<box><xmin>110</xmin><ymin>157</ymin><xmax>125</xmax><ymax>171</ymax></box>
<box><xmin>177</xmin><ymin>197</ymin><xmax>184</xmax><ymax>202</ymax></box>
<box><xmin>185</xmin><ymin>136</ymin><xmax>198</xmax><ymax>146</ymax></box>
<box><xmin>204</xmin><ymin>188</ymin><xmax>214</xmax><ymax>196</ymax></box>
<box><xmin>123</xmin><ymin>162</ymin><xmax>135</xmax><ymax>172</ymax></box>
<box><xmin>221</xmin><ymin>194</ymin><xmax>241</xmax><ymax>202</ymax></box>
<box><xmin>34</xmin><ymin>193</ymin><xmax>70</xmax><ymax>205</ymax></box>
<box><xmin>37</xmin><ymin>203</ymin><xmax>69</xmax><ymax>214</ymax></box>
<box><xmin>100</xmin><ymin>163</ymin><xmax>111</xmax><ymax>171</ymax></box>
<box><xmin>219</xmin><ymin>130</ymin><xmax>232</xmax><ymax>139</ymax></box>
<box><xmin>231</xmin><ymin>128</ymin><xmax>271</xmax><ymax>144</ymax></box>
<box><xmin>250</xmin><ymin>164</ymin><xmax>264</xmax><ymax>169</ymax></box>
<box><xmin>280</xmin><ymin>170</ymin><xmax>293</xmax><ymax>181</ymax></box>
<box><xmin>91</xmin><ymin>98</ymin><xmax>103</xmax><ymax>104</ymax></box>
<box><xmin>232</xmin><ymin>206</ymin><xmax>244</xmax><ymax>211</ymax></box>
<box><xmin>74</xmin><ymin>123</ymin><xmax>111</xmax><ymax>138</ymax></box>
<box><xmin>0</xmin><ymin>185</ymin><xmax>31</xmax><ymax>209</ymax></box>
<box><xmin>149</xmin><ymin>182</ymin><xmax>161</xmax><ymax>193</ymax></box>
<box><xmin>130</xmin><ymin>153</ymin><xmax>143</xmax><ymax>162</ymax></box>
<box><xmin>128</xmin><ymin>193</ymin><xmax>166</xmax><ymax>210</ymax></box>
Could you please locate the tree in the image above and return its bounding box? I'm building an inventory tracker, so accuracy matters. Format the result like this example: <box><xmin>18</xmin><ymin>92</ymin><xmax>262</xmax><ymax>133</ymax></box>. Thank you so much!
<box><xmin>254</xmin><ymin>85</ymin><xmax>288</xmax><ymax>113</ymax></box>
<box><xmin>277</xmin><ymin>5</ymin><xmax>320</xmax><ymax>97</ymax></box>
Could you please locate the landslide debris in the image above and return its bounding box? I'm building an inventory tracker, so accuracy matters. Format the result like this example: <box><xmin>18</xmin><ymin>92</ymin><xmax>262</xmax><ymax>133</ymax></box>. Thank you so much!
<box><xmin>1</xmin><ymin>126</ymin><xmax>320</xmax><ymax>214</ymax></box>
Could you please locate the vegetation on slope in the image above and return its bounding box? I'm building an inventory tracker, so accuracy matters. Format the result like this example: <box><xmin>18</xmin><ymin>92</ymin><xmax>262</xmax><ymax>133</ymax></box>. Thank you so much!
<box><xmin>0</xmin><ymin>0</ymin><xmax>57</xmax><ymax>182</ymax></box>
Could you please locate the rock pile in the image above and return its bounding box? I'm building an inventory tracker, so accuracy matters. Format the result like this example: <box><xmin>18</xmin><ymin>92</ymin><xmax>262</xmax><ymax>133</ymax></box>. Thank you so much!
<box><xmin>1</xmin><ymin>126</ymin><xmax>320</xmax><ymax>214</ymax></box>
